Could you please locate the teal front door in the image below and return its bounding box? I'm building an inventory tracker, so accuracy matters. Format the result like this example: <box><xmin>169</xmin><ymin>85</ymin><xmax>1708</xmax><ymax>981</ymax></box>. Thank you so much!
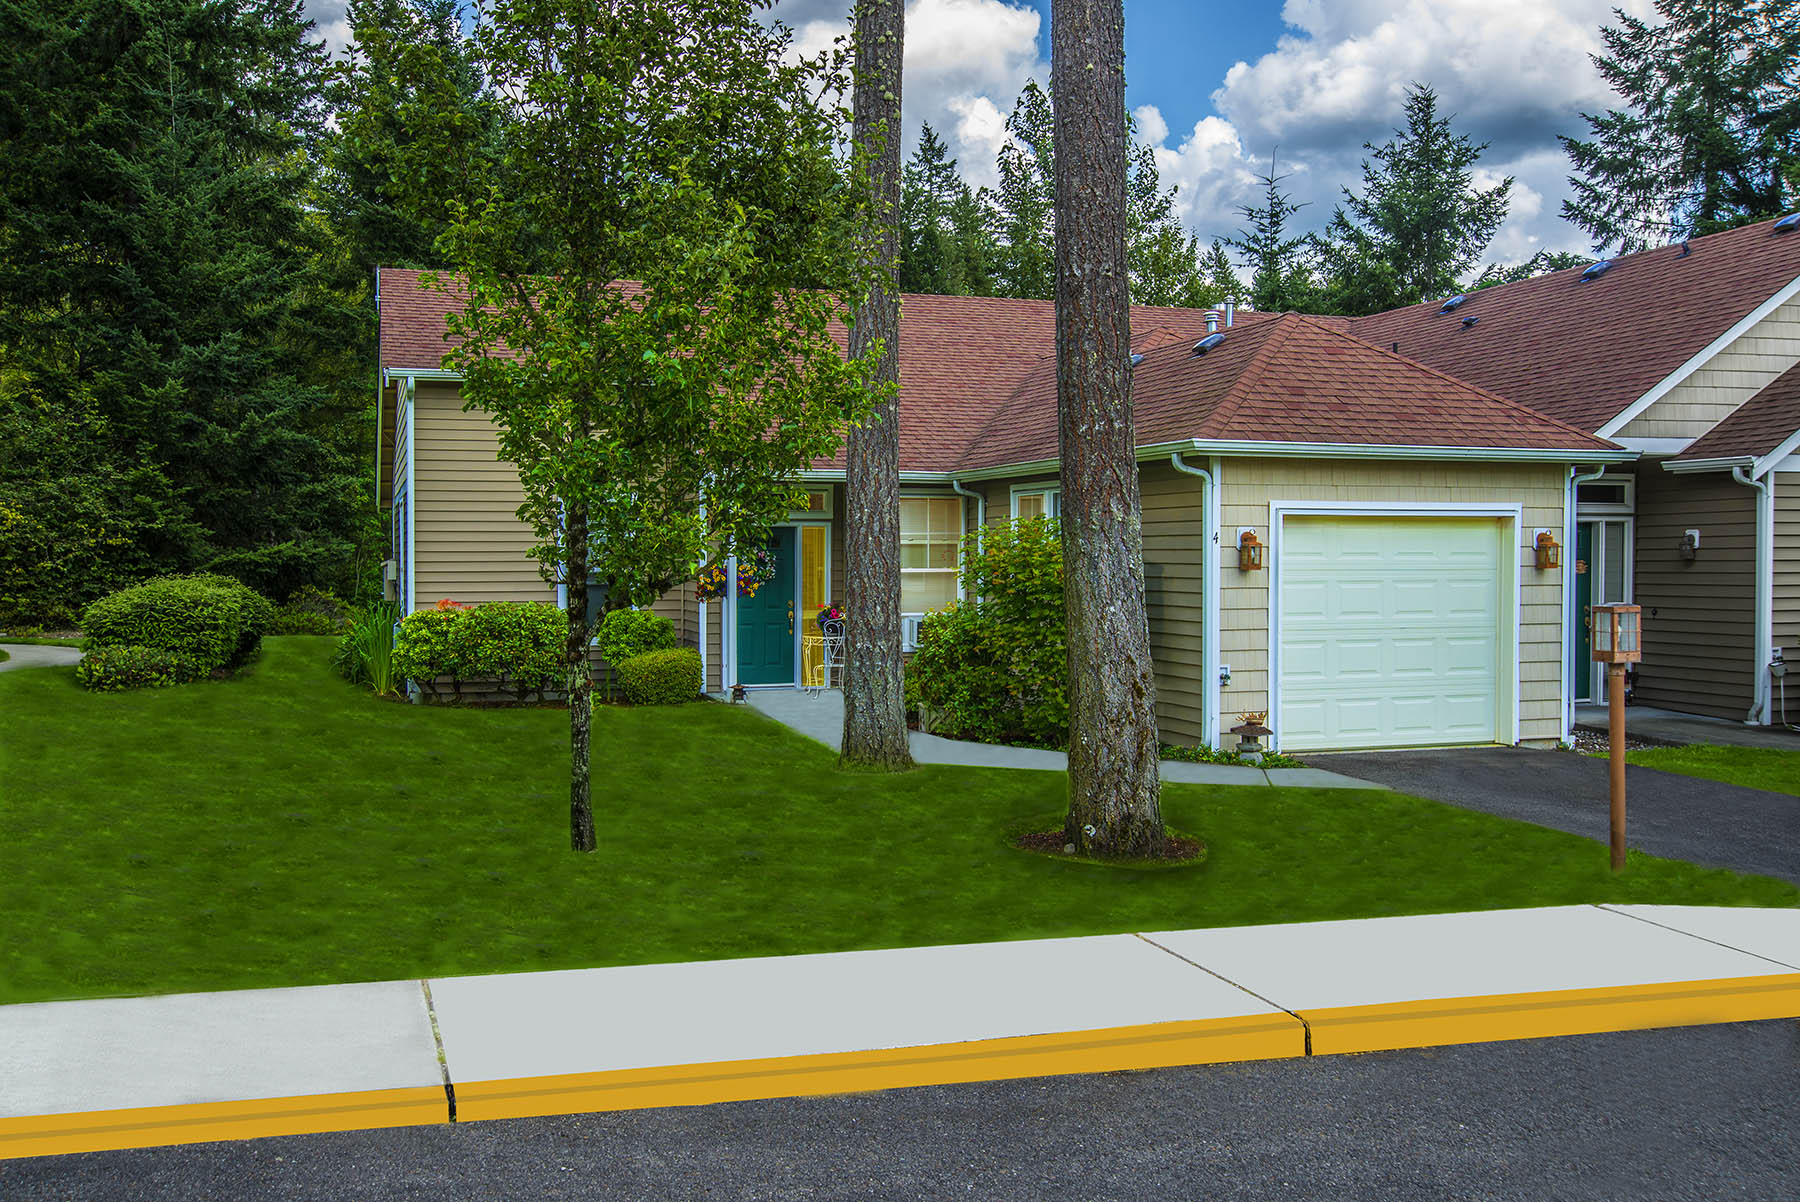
<box><xmin>736</xmin><ymin>527</ymin><xmax>796</xmax><ymax>685</ymax></box>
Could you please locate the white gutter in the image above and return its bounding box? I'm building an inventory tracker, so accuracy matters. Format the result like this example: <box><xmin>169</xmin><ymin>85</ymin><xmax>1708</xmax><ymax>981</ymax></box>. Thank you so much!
<box><xmin>1732</xmin><ymin>464</ymin><xmax>1775</xmax><ymax>726</ymax></box>
<box><xmin>1664</xmin><ymin>455</ymin><xmax>1756</xmax><ymax>475</ymax></box>
<box><xmin>1565</xmin><ymin>464</ymin><xmax>1610</xmax><ymax>739</ymax></box>
<box><xmin>949</xmin><ymin>479</ymin><xmax>984</xmax><ymax>552</ymax></box>
<box><xmin>697</xmin><ymin>489</ymin><xmax>709</xmax><ymax>692</ymax></box>
<box><xmin>1169</xmin><ymin>453</ymin><xmax>1222</xmax><ymax>748</ymax></box>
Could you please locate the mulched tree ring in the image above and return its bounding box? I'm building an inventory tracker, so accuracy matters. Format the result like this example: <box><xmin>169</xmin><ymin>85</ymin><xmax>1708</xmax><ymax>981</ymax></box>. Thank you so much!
<box><xmin>1015</xmin><ymin>830</ymin><xmax>1207</xmax><ymax>866</ymax></box>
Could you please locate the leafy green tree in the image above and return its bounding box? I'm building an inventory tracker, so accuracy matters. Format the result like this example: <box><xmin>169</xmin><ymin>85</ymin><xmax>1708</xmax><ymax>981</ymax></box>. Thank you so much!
<box><xmin>1315</xmin><ymin>84</ymin><xmax>1512</xmax><ymax>315</ymax></box>
<box><xmin>1125</xmin><ymin>143</ymin><xmax>1219</xmax><ymax>307</ymax></box>
<box><xmin>1201</xmin><ymin>240</ymin><xmax>1246</xmax><ymax>304</ymax></box>
<box><xmin>1223</xmin><ymin>154</ymin><xmax>1319</xmax><ymax>312</ymax></box>
<box><xmin>1562</xmin><ymin>0</ymin><xmax>1800</xmax><ymax>252</ymax></box>
<box><xmin>1472</xmin><ymin>250</ymin><xmax>1594</xmax><ymax>289</ymax></box>
<box><xmin>0</xmin><ymin>0</ymin><xmax>365</xmax><ymax>617</ymax></box>
<box><xmin>418</xmin><ymin>0</ymin><xmax>877</xmax><ymax>849</ymax></box>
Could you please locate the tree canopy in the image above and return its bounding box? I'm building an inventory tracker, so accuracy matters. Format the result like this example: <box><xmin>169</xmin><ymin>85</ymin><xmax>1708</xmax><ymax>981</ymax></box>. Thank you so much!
<box><xmin>1562</xmin><ymin>0</ymin><xmax>1800</xmax><ymax>252</ymax></box>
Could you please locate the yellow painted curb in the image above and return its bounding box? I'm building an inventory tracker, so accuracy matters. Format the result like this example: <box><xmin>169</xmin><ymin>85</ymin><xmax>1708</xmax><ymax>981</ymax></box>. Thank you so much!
<box><xmin>454</xmin><ymin>1012</ymin><xmax>1307</xmax><ymax>1124</ymax></box>
<box><xmin>0</xmin><ymin>1085</ymin><xmax>449</xmax><ymax>1161</ymax></box>
<box><xmin>1302</xmin><ymin>973</ymin><xmax>1800</xmax><ymax>1056</ymax></box>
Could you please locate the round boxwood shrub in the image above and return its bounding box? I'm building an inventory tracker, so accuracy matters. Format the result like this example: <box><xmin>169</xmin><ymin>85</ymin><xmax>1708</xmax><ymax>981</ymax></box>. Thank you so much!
<box><xmin>595</xmin><ymin>608</ymin><xmax>677</xmax><ymax>666</ymax></box>
<box><xmin>75</xmin><ymin>644</ymin><xmax>203</xmax><ymax>691</ymax></box>
<box><xmin>617</xmin><ymin>648</ymin><xmax>702</xmax><ymax>705</ymax></box>
<box><xmin>80</xmin><ymin>573</ymin><xmax>272</xmax><ymax>687</ymax></box>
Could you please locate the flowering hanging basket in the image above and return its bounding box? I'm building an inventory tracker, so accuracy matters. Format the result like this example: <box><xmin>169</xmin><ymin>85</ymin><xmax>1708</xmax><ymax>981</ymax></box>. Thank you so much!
<box><xmin>695</xmin><ymin>547</ymin><xmax>779</xmax><ymax>601</ymax></box>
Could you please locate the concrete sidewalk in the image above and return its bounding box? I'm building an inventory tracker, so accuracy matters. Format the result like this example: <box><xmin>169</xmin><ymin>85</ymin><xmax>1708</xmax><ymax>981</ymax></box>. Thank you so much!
<box><xmin>740</xmin><ymin>688</ymin><xmax>1381</xmax><ymax>790</ymax></box>
<box><xmin>3</xmin><ymin>905</ymin><xmax>1796</xmax><ymax>1160</ymax></box>
<box><xmin>0</xmin><ymin>644</ymin><xmax>81</xmax><ymax>672</ymax></box>
<box><xmin>1573</xmin><ymin>702</ymin><xmax>1800</xmax><ymax>750</ymax></box>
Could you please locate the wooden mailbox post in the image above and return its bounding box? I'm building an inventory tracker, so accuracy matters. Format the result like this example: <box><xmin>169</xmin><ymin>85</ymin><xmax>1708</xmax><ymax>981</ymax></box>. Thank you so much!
<box><xmin>1590</xmin><ymin>604</ymin><xmax>1642</xmax><ymax>871</ymax></box>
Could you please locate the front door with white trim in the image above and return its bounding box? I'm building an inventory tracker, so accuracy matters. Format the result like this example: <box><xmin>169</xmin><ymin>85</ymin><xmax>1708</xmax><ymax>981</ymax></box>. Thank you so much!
<box><xmin>1279</xmin><ymin>516</ymin><xmax>1506</xmax><ymax>751</ymax></box>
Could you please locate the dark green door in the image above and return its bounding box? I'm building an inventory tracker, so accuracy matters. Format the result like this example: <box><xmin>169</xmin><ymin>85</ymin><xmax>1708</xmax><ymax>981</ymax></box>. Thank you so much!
<box><xmin>736</xmin><ymin>527</ymin><xmax>796</xmax><ymax>685</ymax></box>
<box><xmin>1572</xmin><ymin>523</ymin><xmax>1594</xmax><ymax>702</ymax></box>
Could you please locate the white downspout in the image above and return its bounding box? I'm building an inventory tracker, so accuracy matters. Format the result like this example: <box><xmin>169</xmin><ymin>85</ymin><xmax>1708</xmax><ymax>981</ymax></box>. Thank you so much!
<box><xmin>1732</xmin><ymin>464</ymin><xmax>1774</xmax><ymax>725</ymax></box>
<box><xmin>1170</xmin><ymin>452</ymin><xmax>1221</xmax><ymax>748</ymax></box>
<box><xmin>404</xmin><ymin>376</ymin><xmax>417</xmax><ymax>616</ymax></box>
<box><xmin>697</xmin><ymin>491</ymin><xmax>709</xmax><ymax>693</ymax></box>
<box><xmin>1565</xmin><ymin>464</ymin><xmax>1609</xmax><ymax>740</ymax></box>
<box><xmin>949</xmin><ymin>479</ymin><xmax>985</xmax><ymax>547</ymax></box>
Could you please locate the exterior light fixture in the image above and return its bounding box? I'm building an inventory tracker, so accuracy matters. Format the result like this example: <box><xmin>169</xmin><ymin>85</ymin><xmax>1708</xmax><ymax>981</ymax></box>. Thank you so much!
<box><xmin>1590</xmin><ymin>604</ymin><xmax>1642</xmax><ymax>665</ymax></box>
<box><xmin>1534</xmin><ymin>530</ymin><xmax>1562</xmax><ymax>570</ymax></box>
<box><xmin>1590</xmin><ymin>603</ymin><xmax>1643</xmax><ymax>872</ymax></box>
<box><xmin>1679</xmin><ymin>529</ymin><xmax>1699</xmax><ymax>560</ymax></box>
<box><xmin>1237</xmin><ymin>529</ymin><xmax>1264</xmax><ymax>571</ymax></box>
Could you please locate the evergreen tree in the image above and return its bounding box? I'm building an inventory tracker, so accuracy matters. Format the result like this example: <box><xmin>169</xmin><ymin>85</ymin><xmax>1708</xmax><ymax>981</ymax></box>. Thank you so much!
<box><xmin>990</xmin><ymin>78</ymin><xmax>1207</xmax><ymax>303</ymax></box>
<box><xmin>1201</xmin><ymin>240</ymin><xmax>1246</xmax><ymax>304</ymax></box>
<box><xmin>898</xmin><ymin>123</ymin><xmax>960</xmax><ymax>293</ymax></box>
<box><xmin>0</xmin><ymin>0</ymin><xmax>365</xmax><ymax>619</ymax></box>
<box><xmin>1562</xmin><ymin>0</ymin><xmax>1800</xmax><ymax>252</ymax></box>
<box><xmin>1222</xmin><ymin>154</ymin><xmax>1318</xmax><ymax>312</ymax></box>
<box><xmin>946</xmin><ymin>183</ymin><xmax>999</xmax><ymax>295</ymax></box>
<box><xmin>1315</xmin><ymin>84</ymin><xmax>1512</xmax><ymax>315</ymax></box>
<box><xmin>1471</xmin><ymin>249</ymin><xmax>1593</xmax><ymax>289</ymax></box>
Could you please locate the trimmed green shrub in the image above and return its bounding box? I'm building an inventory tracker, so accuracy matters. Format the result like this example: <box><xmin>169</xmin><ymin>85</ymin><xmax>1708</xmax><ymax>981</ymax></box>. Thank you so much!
<box><xmin>910</xmin><ymin>517</ymin><xmax>1067</xmax><ymax>746</ymax></box>
<box><xmin>595</xmin><ymin>608</ymin><xmax>677</xmax><ymax>666</ymax></box>
<box><xmin>80</xmin><ymin>573</ymin><xmax>272</xmax><ymax>684</ymax></box>
<box><xmin>391</xmin><ymin>602</ymin><xmax>564</xmax><ymax>701</ymax></box>
<box><xmin>75</xmin><ymin>644</ymin><xmax>202</xmax><ymax>691</ymax></box>
<box><xmin>617</xmin><ymin>648</ymin><xmax>702</xmax><ymax>705</ymax></box>
<box><xmin>271</xmin><ymin>586</ymin><xmax>350</xmax><ymax>635</ymax></box>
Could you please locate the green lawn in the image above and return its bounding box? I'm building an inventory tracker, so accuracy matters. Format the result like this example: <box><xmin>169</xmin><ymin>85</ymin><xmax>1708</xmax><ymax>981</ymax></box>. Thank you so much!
<box><xmin>1</xmin><ymin>637</ymin><xmax>1792</xmax><ymax>1005</ymax></box>
<box><xmin>1623</xmin><ymin>744</ymin><xmax>1800</xmax><ymax>797</ymax></box>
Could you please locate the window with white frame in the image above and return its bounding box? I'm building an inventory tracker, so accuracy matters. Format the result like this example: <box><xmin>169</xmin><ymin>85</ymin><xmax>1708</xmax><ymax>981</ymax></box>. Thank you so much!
<box><xmin>900</xmin><ymin>495</ymin><xmax>962</xmax><ymax>614</ymax></box>
<box><xmin>1011</xmin><ymin>484</ymin><xmax>1061</xmax><ymax>520</ymax></box>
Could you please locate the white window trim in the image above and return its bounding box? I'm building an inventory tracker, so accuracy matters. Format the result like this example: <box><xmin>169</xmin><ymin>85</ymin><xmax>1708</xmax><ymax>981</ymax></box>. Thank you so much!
<box><xmin>1575</xmin><ymin>470</ymin><xmax>1635</xmax><ymax>516</ymax></box>
<box><xmin>1009</xmin><ymin>482</ymin><xmax>1062</xmax><ymax>519</ymax></box>
<box><xmin>1265</xmin><ymin>501</ymin><xmax>1525</xmax><ymax>753</ymax></box>
<box><xmin>900</xmin><ymin>491</ymin><xmax>967</xmax><ymax>641</ymax></box>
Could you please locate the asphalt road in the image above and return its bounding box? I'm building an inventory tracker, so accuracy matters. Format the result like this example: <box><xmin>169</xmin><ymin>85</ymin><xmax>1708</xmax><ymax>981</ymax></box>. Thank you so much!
<box><xmin>4</xmin><ymin>1020</ymin><xmax>1797</xmax><ymax>1201</ymax></box>
<box><xmin>1312</xmin><ymin>746</ymin><xmax>1800</xmax><ymax>885</ymax></box>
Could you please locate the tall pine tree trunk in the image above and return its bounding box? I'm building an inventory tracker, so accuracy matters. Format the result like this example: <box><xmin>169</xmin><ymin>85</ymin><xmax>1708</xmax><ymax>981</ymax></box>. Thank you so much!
<box><xmin>841</xmin><ymin>0</ymin><xmax>913</xmax><ymax>770</ymax></box>
<box><xmin>1053</xmin><ymin>0</ymin><xmax>1164</xmax><ymax>857</ymax></box>
<box><xmin>565</xmin><ymin>500</ymin><xmax>597</xmax><ymax>853</ymax></box>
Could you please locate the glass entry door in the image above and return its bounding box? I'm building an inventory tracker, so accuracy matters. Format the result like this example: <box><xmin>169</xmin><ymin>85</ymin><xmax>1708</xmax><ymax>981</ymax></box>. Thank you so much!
<box><xmin>1572</xmin><ymin>519</ymin><xmax>1631</xmax><ymax>703</ymax></box>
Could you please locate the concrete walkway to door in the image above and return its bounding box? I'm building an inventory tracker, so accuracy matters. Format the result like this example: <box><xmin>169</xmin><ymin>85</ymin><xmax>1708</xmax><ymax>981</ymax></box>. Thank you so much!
<box><xmin>0</xmin><ymin>645</ymin><xmax>81</xmax><ymax>673</ymax></box>
<box><xmin>737</xmin><ymin>688</ymin><xmax>1382</xmax><ymax>790</ymax></box>
<box><xmin>1573</xmin><ymin>703</ymin><xmax>1800</xmax><ymax>751</ymax></box>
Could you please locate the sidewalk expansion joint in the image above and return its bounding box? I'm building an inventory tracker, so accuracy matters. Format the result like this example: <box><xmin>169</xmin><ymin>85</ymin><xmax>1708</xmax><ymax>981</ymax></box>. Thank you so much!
<box><xmin>1596</xmin><ymin>904</ymin><xmax>1800</xmax><ymax>971</ymax></box>
<box><xmin>1132</xmin><ymin>933</ymin><xmax>1313</xmax><ymax>1055</ymax></box>
<box><xmin>420</xmin><ymin>980</ymin><xmax>457</xmax><ymax>1122</ymax></box>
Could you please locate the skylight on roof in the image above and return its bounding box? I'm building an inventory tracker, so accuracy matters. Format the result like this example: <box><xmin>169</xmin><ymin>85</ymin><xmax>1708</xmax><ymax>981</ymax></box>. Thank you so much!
<box><xmin>1129</xmin><ymin>353</ymin><xmax>1144</xmax><ymax>366</ymax></box>
<box><xmin>1191</xmin><ymin>333</ymin><xmax>1226</xmax><ymax>356</ymax></box>
<box><xmin>1580</xmin><ymin>259</ymin><xmax>1613</xmax><ymax>282</ymax></box>
<box><xmin>1776</xmin><ymin>212</ymin><xmax>1800</xmax><ymax>233</ymax></box>
<box><xmin>1461</xmin><ymin>316</ymin><xmax>1479</xmax><ymax>329</ymax></box>
<box><xmin>1440</xmin><ymin>294</ymin><xmax>1468</xmax><ymax>313</ymax></box>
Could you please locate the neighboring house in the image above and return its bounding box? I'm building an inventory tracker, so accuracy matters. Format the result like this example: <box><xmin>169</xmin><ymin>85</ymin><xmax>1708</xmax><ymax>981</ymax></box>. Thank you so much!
<box><xmin>1349</xmin><ymin>216</ymin><xmax>1800</xmax><ymax>726</ymax></box>
<box><xmin>378</xmin><ymin>271</ymin><xmax>1632</xmax><ymax>753</ymax></box>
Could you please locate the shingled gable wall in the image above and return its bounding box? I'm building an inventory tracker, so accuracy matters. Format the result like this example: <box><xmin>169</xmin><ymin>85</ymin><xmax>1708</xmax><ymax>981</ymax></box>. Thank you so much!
<box><xmin>1615</xmin><ymin>293</ymin><xmax>1800</xmax><ymax>441</ymax></box>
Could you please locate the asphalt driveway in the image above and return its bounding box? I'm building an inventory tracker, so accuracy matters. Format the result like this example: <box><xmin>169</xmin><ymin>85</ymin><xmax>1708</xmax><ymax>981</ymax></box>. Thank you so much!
<box><xmin>1309</xmin><ymin>746</ymin><xmax>1800</xmax><ymax>885</ymax></box>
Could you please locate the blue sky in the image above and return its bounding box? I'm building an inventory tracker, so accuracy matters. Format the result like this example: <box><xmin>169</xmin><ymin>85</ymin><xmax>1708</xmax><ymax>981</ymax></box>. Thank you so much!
<box><xmin>306</xmin><ymin>0</ymin><xmax>1657</xmax><ymax>266</ymax></box>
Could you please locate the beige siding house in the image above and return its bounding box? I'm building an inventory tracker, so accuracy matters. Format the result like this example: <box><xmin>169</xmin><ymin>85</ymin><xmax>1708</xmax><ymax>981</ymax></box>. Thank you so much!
<box><xmin>379</xmin><ymin>215</ymin><xmax>1800</xmax><ymax>746</ymax></box>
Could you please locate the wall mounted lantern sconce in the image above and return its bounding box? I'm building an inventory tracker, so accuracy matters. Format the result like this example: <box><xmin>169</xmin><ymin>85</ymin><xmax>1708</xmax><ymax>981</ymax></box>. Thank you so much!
<box><xmin>1679</xmin><ymin>528</ymin><xmax>1699</xmax><ymax>560</ymax></box>
<box><xmin>1237</xmin><ymin>528</ymin><xmax>1264</xmax><ymax>571</ymax></box>
<box><xmin>1534</xmin><ymin>530</ymin><xmax>1561</xmax><ymax>571</ymax></box>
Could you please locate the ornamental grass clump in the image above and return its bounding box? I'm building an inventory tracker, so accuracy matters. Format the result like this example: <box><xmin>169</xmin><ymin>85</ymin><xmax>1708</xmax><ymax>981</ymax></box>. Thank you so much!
<box><xmin>78</xmin><ymin>573</ymin><xmax>272</xmax><ymax>689</ymax></box>
<box><xmin>335</xmin><ymin>600</ymin><xmax>401</xmax><ymax>695</ymax></box>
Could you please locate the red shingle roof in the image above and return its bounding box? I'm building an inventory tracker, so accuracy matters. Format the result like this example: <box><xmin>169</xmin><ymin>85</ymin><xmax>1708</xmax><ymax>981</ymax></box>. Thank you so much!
<box><xmin>377</xmin><ymin>267</ymin><xmax>1259</xmax><ymax>472</ymax></box>
<box><xmin>1346</xmin><ymin>218</ymin><xmax>1800</xmax><ymax>434</ymax></box>
<box><xmin>1674</xmin><ymin>361</ymin><xmax>1800</xmax><ymax>462</ymax></box>
<box><xmin>956</xmin><ymin>313</ymin><xmax>1618</xmax><ymax>471</ymax></box>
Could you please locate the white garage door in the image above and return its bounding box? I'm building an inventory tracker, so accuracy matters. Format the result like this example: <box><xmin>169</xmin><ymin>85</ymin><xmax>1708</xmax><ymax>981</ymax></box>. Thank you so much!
<box><xmin>1279</xmin><ymin>517</ymin><xmax>1506</xmax><ymax>752</ymax></box>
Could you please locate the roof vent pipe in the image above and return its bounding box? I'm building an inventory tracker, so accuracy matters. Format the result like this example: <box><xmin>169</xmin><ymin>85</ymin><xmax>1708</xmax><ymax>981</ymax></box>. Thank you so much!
<box><xmin>1223</xmin><ymin>301</ymin><xmax>1235</xmax><ymax>328</ymax></box>
<box><xmin>1203</xmin><ymin>310</ymin><xmax>1220</xmax><ymax>333</ymax></box>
